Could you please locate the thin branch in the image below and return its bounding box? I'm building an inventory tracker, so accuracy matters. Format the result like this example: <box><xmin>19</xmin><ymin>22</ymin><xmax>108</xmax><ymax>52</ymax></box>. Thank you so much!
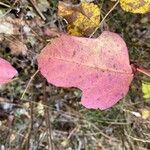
<box><xmin>0</xmin><ymin>2</ymin><xmax>10</xmax><ymax>8</ymax></box>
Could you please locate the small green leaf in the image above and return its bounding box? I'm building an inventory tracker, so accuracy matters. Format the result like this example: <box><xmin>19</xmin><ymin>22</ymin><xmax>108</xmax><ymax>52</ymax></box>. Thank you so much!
<box><xmin>142</xmin><ymin>82</ymin><xmax>150</xmax><ymax>99</ymax></box>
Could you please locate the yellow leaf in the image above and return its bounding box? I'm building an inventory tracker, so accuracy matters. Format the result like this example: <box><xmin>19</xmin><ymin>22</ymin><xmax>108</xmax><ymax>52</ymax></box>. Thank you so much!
<box><xmin>37</xmin><ymin>101</ymin><xmax>44</xmax><ymax>116</ymax></box>
<box><xmin>142</xmin><ymin>82</ymin><xmax>150</xmax><ymax>99</ymax></box>
<box><xmin>141</xmin><ymin>109</ymin><xmax>150</xmax><ymax>120</ymax></box>
<box><xmin>58</xmin><ymin>1</ymin><xmax>100</xmax><ymax>36</ymax></box>
<box><xmin>61</xmin><ymin>140</ymin><xmax>68</xmax><ymax>147</ymax></box>
<box><xmin>120</xmin><ymin>0</ymin><xmax>150</xmax><ymax>14</ymax></box>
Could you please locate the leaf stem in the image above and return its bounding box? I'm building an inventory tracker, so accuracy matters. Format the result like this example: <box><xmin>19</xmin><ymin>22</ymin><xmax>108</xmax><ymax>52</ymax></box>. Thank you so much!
<box><xmin>136</xmin><ymin>67</ymin><xmax>150</xmax><ymax>77</ymax></box>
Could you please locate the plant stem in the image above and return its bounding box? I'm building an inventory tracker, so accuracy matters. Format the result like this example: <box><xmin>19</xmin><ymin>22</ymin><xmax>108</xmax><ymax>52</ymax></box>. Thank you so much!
<box><xmin>136</xmin><ymin>67</ymin><xmax>150</xmax><ymax>77</ymax></box>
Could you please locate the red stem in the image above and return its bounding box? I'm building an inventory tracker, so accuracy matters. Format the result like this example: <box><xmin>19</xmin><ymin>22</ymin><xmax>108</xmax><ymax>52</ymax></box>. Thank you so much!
<box><xmin>136</xmin><ymin>67</ymin><xmax>150</xmax><ymax>77</ymax></box>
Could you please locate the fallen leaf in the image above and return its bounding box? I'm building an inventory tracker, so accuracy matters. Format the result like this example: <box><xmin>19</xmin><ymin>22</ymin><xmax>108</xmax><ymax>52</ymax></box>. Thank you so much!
<box><xmin>38</xmin><ymin>31</ymin><xmax>133</xmax><ymax>110</ymax></box>
<box><xmin>120</xmin><ymin>0</ymin><xmax>150</xmax><ymax>14</ymax></box>
<box><xmin>36</xmin><ymin>101</ymin><xmax>44</xmax><ymax>116</ymax></box>
<box><xmin>58</xmin><ymin>1</ymin><xmax>100</xmax><ymax>36</ymax></box>
<box><xmin>0</xmin><ymin>58</ymin><xmax>17</xmax><ymax>85</ymax></box>
<box><xmin>0</xmin><ymin>16</ymin><xmax>25</xmax><ymax>35</ymax></box>
<box><xmin>9</xmin><ymin>40</ymin><xmax>28</xmax><ymax>56</ymax></box>
<box><xmin>142</xmin><ymin>82</ymin><xmax>150</xmax><ymax>99</ymax></box>
<box><xmin>141</xmin><ymin>109</ymin><xmax>150</xmax><ymax>120</ymax></box>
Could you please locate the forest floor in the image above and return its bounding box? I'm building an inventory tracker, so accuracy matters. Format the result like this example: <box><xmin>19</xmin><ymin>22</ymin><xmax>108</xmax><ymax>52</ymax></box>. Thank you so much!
<box><xmin>0</xmin><ymin>0</ymin><xmax>150</xmax><ymax>150</ymax></box>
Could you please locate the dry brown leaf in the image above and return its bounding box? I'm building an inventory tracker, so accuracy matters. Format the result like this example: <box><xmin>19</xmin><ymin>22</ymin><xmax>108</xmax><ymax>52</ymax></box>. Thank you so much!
<box><xmin>9</xmin><ymin>40</ymin><xmax>28</xmax><ymax>56</ymax></box>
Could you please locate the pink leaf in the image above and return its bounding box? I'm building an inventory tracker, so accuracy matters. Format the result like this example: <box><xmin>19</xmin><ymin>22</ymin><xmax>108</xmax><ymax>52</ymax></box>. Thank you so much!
<box><xmin>38</xmin><ymin>31</ymin><xmax>133</xmax><ymax>110</ymax></box>
<box><xmin>0</xmin><ymin>58</ymin><xmax>17</xmax><ymax>85</ymax></box>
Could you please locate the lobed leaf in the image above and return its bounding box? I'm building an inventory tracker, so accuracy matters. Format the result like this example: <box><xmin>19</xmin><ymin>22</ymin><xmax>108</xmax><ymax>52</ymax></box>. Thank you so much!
<box><xmin>38</xmin><ymin>31</ymin><xmax>133</xmax><ymax>110</ymax></box>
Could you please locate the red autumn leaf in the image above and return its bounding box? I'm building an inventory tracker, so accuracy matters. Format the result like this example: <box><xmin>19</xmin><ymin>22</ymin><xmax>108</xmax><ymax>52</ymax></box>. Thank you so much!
<box><xmin>0</xmin><ymin>58</ymin><xmax>17</xmax><ymax>85</ymax></box>
<box><xmin>38</xmin><ymin>31</ymin><xmax>133</xmax><ymax>110</ymax></box>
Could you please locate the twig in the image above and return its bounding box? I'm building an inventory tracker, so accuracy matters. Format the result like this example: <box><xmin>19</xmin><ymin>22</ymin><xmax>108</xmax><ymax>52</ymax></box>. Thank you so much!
<box><xmin>128</xmin><ymin>135</ymin><xmax>150</xmax><ymax>143</ymax></box>
<box><xmin>0</xmin><ymin>2</ymin><xmax>10</xmax><ymax>8</ymax></box>
<box><xmin>20</xmin><ymin>131</ymin><xmax>31</xmax><ymax>150</ymax></box>
<box><xmin>89</xmin><ymin>0</ymin><xmax>120</xmax><ymax>38</ymax></box>
<box><xmin>21</xmin><ymin>98</ymin><xmax>50</xmax><ymax>109</ymax></box>
<box><xmin>43</xmin><ymin>80</ymin><xmax>53</xmax><ymax>150</ymax></box>
<box><xmin>124</xmin><ymin>129</ymin><xmax>150</xmax><ymax>143</ymax></box>
<box><xmin>21</xmin><ymin>70</ymin><xmax>39</xmax><ymax>100</ymax></box>
<box><xmin>28</xmin><ymin>0</ymin><xmax>46</xmax><ymax>21</ymax></box>
<box><xmin>0</xmin><ymin>0</ymin><xmax>18</xmax><ymax>17</ymax></box>
<box><xmin>67</xmin><ymin>127</ymin><xmax>78</xmax><ymax>140</ymax></box>
<box><xmin>1</xmin><ymin>77</ymin><xmax>19</xmax><ymax>86</ymax></box>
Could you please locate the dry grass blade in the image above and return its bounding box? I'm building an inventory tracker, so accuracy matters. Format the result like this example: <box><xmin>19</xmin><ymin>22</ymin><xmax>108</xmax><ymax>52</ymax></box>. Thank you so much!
<box><xmin>21</xmin><ymin>70</ymin><xmax>39</xmax><ymax>100</ymax></box>
<box><xmin>0</xmin><ymin>2</ymin><xmax>10</xmax><ymax>8</ymax></box>
<box><xmin>28</xmin><ymin>0</ymin><xmax>46</xmax><ymax>21</ymax></box>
